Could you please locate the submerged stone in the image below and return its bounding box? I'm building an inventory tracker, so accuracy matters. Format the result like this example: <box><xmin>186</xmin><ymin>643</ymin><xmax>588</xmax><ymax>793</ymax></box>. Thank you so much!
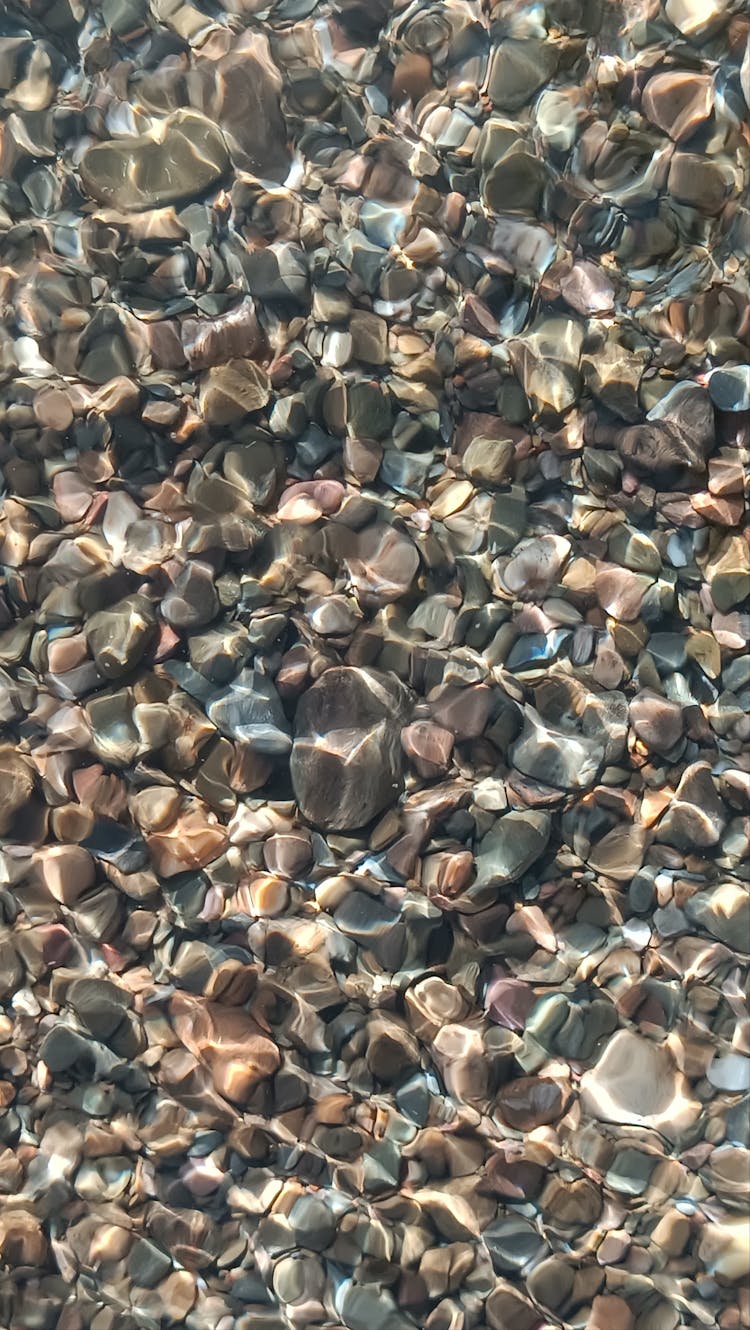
<box><xmin>291</xmin><ymin>667</ymin><xmax>410</xmax><ymax>830</ymax></box>
<box><xmin>79</xmin><ymin>111</ymin><xmax>230</xmax><ymax>210</ymax></box>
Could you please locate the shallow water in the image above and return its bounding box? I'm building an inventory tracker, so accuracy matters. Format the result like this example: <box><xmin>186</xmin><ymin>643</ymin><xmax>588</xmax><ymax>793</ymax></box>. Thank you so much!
<box><xmin>0</xmin><ymin>1</ymin><xmax>749</xmax><ymax>1328</ymax></box>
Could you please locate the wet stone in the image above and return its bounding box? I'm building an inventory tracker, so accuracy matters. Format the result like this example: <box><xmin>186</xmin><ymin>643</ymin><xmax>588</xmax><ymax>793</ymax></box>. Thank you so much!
<box><xmin>162</xmin><ymin>562</ymin><xmax>219</xmax><ymax>630</ymax></box>
<box><xmin>629</xmin><ymin>692</ymin><xmax>685</xmax><ymax>755</ymax></box>
<box><xmin>642</xmin><ymin>71</ymin><xmax>714</xmax><ymax>142</ymax></box>
<box><xmin>709</xmin><ymin>365</ymin><xmax>750</xmax><ymax>412</ymax></box>
<box><xmin>474</xmin><ymin>810</ymin><xmax>552</xmax><ymax>893</ymax></box>
<box><xmin>462</xmin><ymin>435</ymin><xmax>514</xmax><ymax>486</ymax></box>
<box><xmin>84</xmin><ymin>595</ymin><xmax>156</xmax><ymax>680</ymax></box>
<box><xmin>511</xmin><ymin>709</ymin><xmax>606</xmax><ymax>791</ymax></box>
<box><xmin>128</xmin><ymin>1237</ymin><xmax>172</xmax><ymax>1288</ymax></box>
<box><xmin>497</xmin><ymin>1077</ymin><xmax>567</xmax><ymax>1130</ymax></box>
<box><xmin>291</xmin><ymin>668</ymin><xmax>410</xmax><ymax>830</ymax></box>
<box><xmin>199</xmin><ymin>359</ymin><xmax>271</xmax><ymax>425</ymax></box>
<box><xmin>0</xmin><ymin>748</ymin><xmax>36</xmax><ymax>836</ymax></box>
<box><xmin>489</xmin><ymin>488</ymin><xmax>528</xmax><ymax>555</ymax></box>
<box><xmin>484</xmin><ymin>1215</ymin><xmax>547</xmax><ymax>1274</ymax></box>
<box><xmin>401</xmin><ymin>721</ymin><xmax>454</xmax><ymax>779</ymax></box>
<box><xmin>208</xmin><ymin>667</ymin><xmax>291</xmax><ymax>754</ymax></box>
<box><xmin>581</xmin><ymin>1030</ymin><xmax>700</xmax><ymax>1141</ymax></box>
<box><xmin>80</xmin><ymin>111</ymin><xmax>230</xmax><ymax>210</ymax></box>
<box><xmin>488</xmin><ymin>40</ymin><xmax>558</xmax><ymax>111</ymax></box>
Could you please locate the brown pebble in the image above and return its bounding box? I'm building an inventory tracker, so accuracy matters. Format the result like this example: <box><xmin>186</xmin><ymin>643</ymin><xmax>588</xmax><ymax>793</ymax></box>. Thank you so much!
<box><xmin>33</xmin><ymin>388</ymin><xmax>74</xmax><ymax>431</ymax></box>
<box><xmin>392</xmin><ymin>53</ymin><xmax>434</xmax><ymax>103</ymax></box>
<box><xmin>401</xmin><ymin>721</ymin><xmax>454</xmax><ymax>778</ymax></box>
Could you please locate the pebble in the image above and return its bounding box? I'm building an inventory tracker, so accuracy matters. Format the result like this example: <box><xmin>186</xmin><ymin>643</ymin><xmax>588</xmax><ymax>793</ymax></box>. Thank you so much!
<box><xmin>291</xmin><ymin>667</ymin><xmax>409</xmax><ymax>830</ymax></box>
<box><xmin>581</xmin><ymin>1031</ymin><xmax>700</xmax><ymax>1140</ymax></box>
<box><xmin>199</xmin><ymin>359</ymin><xmax>272</xmax><ymax>424</ymax></box>
<box><xmin>79</xmin><ymin>111</ymin><xmax>230</xmax><ymax>211</ymax></box>
<box><xmin>474</xmin><ymin>810</ymin><xmax>552</xmax><ymax>894</ymax></box>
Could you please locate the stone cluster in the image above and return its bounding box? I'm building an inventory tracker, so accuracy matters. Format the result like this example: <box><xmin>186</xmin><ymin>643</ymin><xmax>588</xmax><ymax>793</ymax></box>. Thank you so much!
<box><xmin>0</xmin><ymin>0</ymin><xmax>748</xmax><ymax>1328</ymax></box>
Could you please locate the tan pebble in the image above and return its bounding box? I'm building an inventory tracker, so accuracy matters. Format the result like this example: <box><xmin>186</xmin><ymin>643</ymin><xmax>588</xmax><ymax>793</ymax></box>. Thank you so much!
<box><xmin>429</xmin><ymin>683</ymin><xmax>493</xmax><ymax>739</ymax></box>
<box><xmin>204</xmin><ymin>959</ymin><xmax>257</xmax><ymax>1005</ymax></box>
<box><xmin>665</xmin><ymin>0</ymin><xmax>731</xmax><ymax>38</ymax></box>
<box><xmin>248</xmin><ymin>873</ymin><xmax>289</xmax><ymax>916</ymax></box>
<box><xmin>0</xmin><ymin>747</ymin><xmax>36</xmax><ymax>836</ymax></box>
<box><xmin>397</xmin><ymin>333</ymin><xmax>429</xmax><ymax>356</ymax></box>
<box><xmin>263</xmin><ymin>832</ymin><xmax>311</xmax><ymax>878</ymax></box>
<box><xmin>697</xmin><ymin>1217</ymin><xmax>750</xmax><ymax>1281</ymax></box>
<box><xmin>161</xmin><ymin>1270</ymin><xmax>196</xmax><ymax>1320</ymax></box>
<box><xmin>640</xmin><ymin>788</ymin><xmax>673</xmax><ymax>827</ymax></box>
<box><xmin>595</xmin><ymin>566</ymin><xmax>653</xmax><ymax>620</ymax></box>
<box><xmin>92</xmin><ymin>376</ymin><xmax>141</xmax><ymax>415</ymax></box>
<box><xmin>52</xmin><ymin>471</ymin><xmax>94</xmax><ymax>523</ymax></box>
<box><xmin>401</xmin><ymin>721</ymin><xmax>454</xmax><ymax>778</ymax></box>
<box><xmin>199</xmin><ymin>358</ymin><xmax>270</xmax><ymax>425</ymax></box>
<box><xmin>346</xmin><ymin>523</ymin><xmax>420</xmax><ymax>605</ymax></box>
<box><xmin>562</xmin><ymin>261</ymin><xmax>616</xmax><ymax>316</ymax></box>
<box><xmin>432</xmin><ymin>1024</ymin><xmax>489</xmax><ymax>1104</ymax></box>
<box><xmin>691</xmin><ymin>490</ymin><xmax>744</xmax><ymax>526</ymax></box>
<box><xmin>562</xmin><ymin>556</ymin><xmax>597</xmax><ymax>597</ymax></box>
<box><xmin>73</xmin><ymin>770</ymin><xmax>128</xmax><ymax>825</ymax></box>
<box><xmin>709</xmin><ymin>456</ymin><xmax>744</xmax><ymax>496</ymax></box>
<box><xmin>370</xmin><ymin>809</ymin><xmax>401</xmax><ymax>851</ymax></box>
<box><xmin>668</xmin><ymin>152</ymin><xmax>733</xmax><ymax>215</ymax></box>
<box><xmin>507</xmin><ymin>905</ymin><xmax>557</xmax><ymax>952</ymax></box>
<box><xmin>593</xmin><ymin>643</ymin><xmax>625</xmax><ymax>688</ymax></box>
<box><xmin>641</xmin><ymin>71</ymin><xmax>713</xmax><ymax>142</ymax></box>
<box><xmin>406</xmin><ymin>976</ymin><xmax>469</xmax><ymax>1041</ymax></box>
<box><xmin>711</xmin><ymin>611</ymin><xmax>749</xmax><ymax>651</ymax></box>
<box><xmin>0</xmin><ymin>1212</ymin><xmax>48</xmax><ymax>1266</ymax></box>
<box><xmin>587</xmin><ymin>1294</ymin><xmax>635</xmax><ymax>1330</ymax></box>
<box><xmin>597</xmin><ymin>1231</ymin><xmax>631</xmax><ymax>1264</ymax></box>
<box><xmin>170</xmin><ymin>993</ymin><xmax>280</xmax><ymax>1104</ymax></box>
<box><xmin>130</xmin><ymin>786</ymin><xmax>181</xmax><ymax>833</ymax></box>
<box><xmin>419</xmin><ymin>1243</ymin><xmax>475</xmax><ymax>1299</ymax></box>
<box><xmin>310</xmin><ymin>1093</ymin><xmax>352</xmax><ymax>1125</ymax></box>
<box><xmin>580</xmin><ymin>1029</ymin><xmax>699</xmax><ymax>1140</ymax></box>
<box><xmin>412</xmin><ymin>1186</ymin><xmax>482</xmax><ymax>1241</ymax></box>
<box><xmin>89</xmin><ymin>1224</ymin><xmax>132</xmax><ymax>1263</ymax></box>
<box><xmin>277</xmin><ymin>492</ymin><xmax>321</xmax><ymax>523</ymax></box>
<box><xmin>706</xmin><ymin>534</ymin><xmax>750</xmax><ymax>612</ymax></box>
<box><xmin>33</xmin><ymin>845</ymin><xmax>96</xmax><ymax>905</ymax></box>
<box><xmin>652</xmin><ymin>1210</ymin><xmax>691</xmax><ymax>1256</ymax></box>
<box><xmin>123</xmin><ymin>910</ymin><xmax>158</xmax><ymax>950</ymax></box>
<box><xmin>422</xmin><ymin>850</ymin><xmax>474</xmax><ymax>897</ymax></box>
<box><xmin>611</xmin><ymin>618</ymin><xmax>649</xmax><ymax>658</ymax></box>
<box><xmin>587</xmin><ymin>823</ymin><xmax>649</xmax><ymax>881</ymax></box>
<box><xmin>630</xmin><ymin>691</ymin><xmax>684</xmax><ymax>753</ymax></box>
<box><xmin>142</xmin><ymin>400</ymin><xmax>182</xmax><ymax>428</ymax></box>
<box><xmin>33</xmin><ymin>388</ymin><xmax>74</xmax><ymax>431</ymax></box>
<box><xmin>147</xmin><ymin>808</ymin><xmax>227</xmax><ymax>876</ymax></box>
<box><xmin>462</xmin><ymin>434</ymin><xmax>514</xmax><ymax>485</ymax></box>
<box><xmin>343</xmin><ymin>436</ymin><xmax>383</xmax><ymax>483</ymax></box>
<box><xmin>455</xmin><ymin>334</ymin><xmax>493</xmax><ymax>368</ymax></box>
<box><xmin>430</xmin><ymin>480</ymin><xmax>473</xmax><ymax>520</ymax></box>
<box><xmin>47</xmin><ymin>633</ymin><xmax>89</xmax><ymax>674</ymax></box>
<box><xmin>687</xmin><ymin>630</ymin><xmax>721</xmax><ymax>678</ymax></box>
<box><xmin>392</xmin><ymin>52</ymin><xmax>433</xmax><ymax>103</ymax></box>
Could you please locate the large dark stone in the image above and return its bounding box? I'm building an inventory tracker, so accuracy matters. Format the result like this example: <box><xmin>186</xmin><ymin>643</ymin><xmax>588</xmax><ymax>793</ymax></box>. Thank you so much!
<box><xmin>291</xmin><ymin>667</ymin><xmax>410</xmax><ymax>830</ymax></box>
<box><xmin>79</xmin><ymin>111</ymin><xmax>230</xmax><ymax>210</ymax></box>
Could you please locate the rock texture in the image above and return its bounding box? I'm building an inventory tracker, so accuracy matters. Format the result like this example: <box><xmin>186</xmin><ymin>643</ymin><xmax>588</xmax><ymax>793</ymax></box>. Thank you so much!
<box><xmin>0</xmin><ymin>2</ymin><xmax>747</xmax><ymax>1330</ymax></box>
